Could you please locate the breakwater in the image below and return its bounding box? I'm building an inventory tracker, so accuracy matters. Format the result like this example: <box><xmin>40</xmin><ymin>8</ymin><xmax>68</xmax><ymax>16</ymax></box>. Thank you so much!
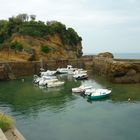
<box><xmin>0</xmin><ymin>61</ymin><xmax>41</xmax><ymax>80</ymax></box>
<box><xmin>0</xmin><ymin>55</ymin><xmax>140</xmax><ymax>83</ymax></box>
<box><xmin>0</xmin><ymin>59</ymin><xmax>84</xmax><ymax>80</ymax></box>
<box><xmin>92</xmin><ymin>56</ymin><xmax>140</xmax><ymax>83</ymax></box>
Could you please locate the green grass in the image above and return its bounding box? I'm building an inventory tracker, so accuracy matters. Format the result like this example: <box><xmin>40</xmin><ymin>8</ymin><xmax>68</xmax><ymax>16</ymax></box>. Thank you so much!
<box><xmin>0</xmin><ymin>113</ymin><xmax>14</xmax><ymax>131</ymax></box>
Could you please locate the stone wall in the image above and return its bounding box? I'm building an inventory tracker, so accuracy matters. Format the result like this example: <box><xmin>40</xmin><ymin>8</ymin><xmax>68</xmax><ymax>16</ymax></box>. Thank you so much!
<box><xmin>0</xmin><ymin>56</ymin><xmax>139</xmax><ymax>83</ymax></box>
<box><xmin>92</xmin><ymin>56</ymin><xmax>140</xmax><ymax>83</ymax></box>
<box><xmin>0</xmin><ymin>61</ymin><xmax>41</xmax><ymax>80</ymax></box>
<box><xmin>0</xmin><ymin>59</ymin><xmax>85</xmax><ymax>80</ymax></box>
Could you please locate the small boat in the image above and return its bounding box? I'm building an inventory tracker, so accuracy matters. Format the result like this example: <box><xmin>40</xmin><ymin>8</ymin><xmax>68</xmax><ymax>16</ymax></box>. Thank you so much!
<box><xmin>75</xmin><ymin>74</ymin><xmax>88</xmax><ymax>80</ymax></box>
<box><xmin>84</xmin><ymin>88</ymin><xmax>96</xmax><ymax>96</ymax></box>
<box><xmin>47</xmin><ymin>81</ymin><xmax>65</xmax><ymax>88</ymax></box>
<box><xmin>72</xmin><ymin>85</ymin><xmax>93</xmax><ymax>93</ymax></box>
<box><xmin>56</xmin><ymin>65</ymin><xmax>76</xmax><ymax>74</ymax></box>
<box><xmin>33</xmin><ymin>75</ymin><xmax>41</xmax><ymax>84</ymax></box>
<box><xmin>86</xmin><ymin>89</ymin><xmax>111</xmax><ymax>100</ymax></box>
<box><xmin>38</xmin><ymin>76</ymin><xmax>58</xmax><ymax>86</ymax></box>
<box><xmin>41</xmin><ymin>70</ymin><xmax>57</xmax><ymax>76</ymax></box>
<box><xmin>73</xmin><ymin>69</ymin><xmax>87</xmax><ymax>75</ymax></box>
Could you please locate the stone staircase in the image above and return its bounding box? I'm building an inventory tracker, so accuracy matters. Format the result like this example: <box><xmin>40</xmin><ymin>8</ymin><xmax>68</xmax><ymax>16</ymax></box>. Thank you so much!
<box><xmin>0</xmin><ymin>129</ymin><xmax>7</xmax><ymax>140</ymax></box>
<box><xmin>0</xmin><ymin>128</ymin><xmax>26</xmax><ymax>140</ymax></box>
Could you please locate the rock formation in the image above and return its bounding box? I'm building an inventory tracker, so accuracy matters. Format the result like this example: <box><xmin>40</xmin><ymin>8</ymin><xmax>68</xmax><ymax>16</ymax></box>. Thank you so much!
<box><xmin>97</xmin><ymin>52</ymin><xmax>114</xmax><ymax>58</ymax></box>
<box><xmin>93</xmin><ymin>52</ymin><xmax>140</xmax><ymax>83</ymax></box>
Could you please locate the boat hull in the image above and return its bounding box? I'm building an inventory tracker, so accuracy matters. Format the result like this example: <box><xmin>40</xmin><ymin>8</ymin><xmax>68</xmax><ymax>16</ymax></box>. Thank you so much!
<box><xmin>76</xmin><ymin>75</ymin><xmax>88</xmax><ymax>80</ymax></box>
<box><xmin>87</xmin><ymin>94</ymin><xmax>110</xmax><ymax>100</ymax></box>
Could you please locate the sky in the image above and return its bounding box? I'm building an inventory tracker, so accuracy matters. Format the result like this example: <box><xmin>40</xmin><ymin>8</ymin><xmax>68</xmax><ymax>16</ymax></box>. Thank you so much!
<box><xmin>0</xmin><ymin>0</ymin><xmax>140</xmax><ymax>54</ymax></box>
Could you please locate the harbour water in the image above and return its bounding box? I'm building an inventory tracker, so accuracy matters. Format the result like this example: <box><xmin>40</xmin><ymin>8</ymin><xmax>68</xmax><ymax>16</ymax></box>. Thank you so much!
<box><xmin>0</xmin><ymin>73</ymin><xmax>140</xmax><ymax>140</ymax></box>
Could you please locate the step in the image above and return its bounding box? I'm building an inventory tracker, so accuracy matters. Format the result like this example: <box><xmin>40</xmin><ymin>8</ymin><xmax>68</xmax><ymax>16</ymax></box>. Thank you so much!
<box><xmin>0</xmin><ymin>129</ymin><xmax>8</xmax><ymax>140</ymax></box>
<box><xmin>4</xmin><ymin>128</ymin><xmax>26</xmax><ymax>140</ymax></box>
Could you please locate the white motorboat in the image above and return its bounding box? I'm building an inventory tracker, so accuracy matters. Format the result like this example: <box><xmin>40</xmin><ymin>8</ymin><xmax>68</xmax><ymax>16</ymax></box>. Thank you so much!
<box><xmin>57</xmin><ymin>65</ymin><xmax>76</xmax><ymax>74</ymax></box>
<box><xmin>73</xmin><ymin>68</ymin><xmax>88</xmax><ymax>80</ymax></box>
<box><xmin>73</xmin><ymin>69</ymin><xmax>87</xmax><ymax>75</ymax></box>
<box><xmin>41</xmin><ymin>70</ymin><xmax>57</xmax><ymax>76</ymax></box>
<box><xmin>85</xmin><ymin>88</ymin><xmax>111</xmax><ymax>100</ymax></box>
<box><xmin>84</xmin><ymin>88</ymin><xmax>96</xmax><ymax>95</ymax></box>
<box><xmin>38</xmin><ymin>76</ymin><xmax>58</xmax><ymax>86</ymax></box>
<box><xmin>47</xmin><ymin>81</ymin><xmax>65</xmax><ymax>88</ymax></box>
<box><xmin>73</xmin><ymin>73</ymin><xmax>87</xmax><ymax>78</ymax></box>
<box><xmin>72</xmin><ymin>85</ymin><xmax>93</xmax><ymax>93</ymax></box>
<box><xmin>73</xmin><ymin>73</ymin><xmax>88</xmax><ymax>80</ymax></box>
<box><xmin>33</xmin><ymin>75</ymin><xmax>41</xmax><ymax>84</ymax></box>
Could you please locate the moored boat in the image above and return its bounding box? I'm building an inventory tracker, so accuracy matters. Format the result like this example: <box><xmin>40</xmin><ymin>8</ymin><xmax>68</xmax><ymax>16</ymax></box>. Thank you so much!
<box><xmin>38</xmin><ymin>76</ymin><xmax>58</xmax><ymax>86</ymax></box>
<box><xmin>56</xmin><ymin>65</ymin><xmax>76</xmax><ymax>74</ymax></box>
<box><xmin>72</xmin><ymin>85</ymin><xmax>93</xmax><ymax>93</ymax></box>
<box><xmin>41</xmin><ymin>70</ymin><xmax>57</xmax><ymax>76</ymax></box>
<box><xmin>75</xmin><ymin>74</ymin><xmax>88</xmax><ymax>80</ymax></box>
<box><xmin>86</xmin><ymin>89</ymin><xmax>111</xmax><ymax>100</ymax></box>
<box><xmin>47</xmin><ymin>81</ymin><xmax>65</xmax><ymax>88</ymax></box>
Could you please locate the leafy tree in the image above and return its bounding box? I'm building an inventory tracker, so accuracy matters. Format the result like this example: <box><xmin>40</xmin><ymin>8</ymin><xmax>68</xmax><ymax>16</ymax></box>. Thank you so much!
<box><xmin>30</xmin><ymin>15</ymin><xmax>36</xmax><ymax>21</ymax></box>
<box><xmin>19</xmin><ymin>21</ymin><xmax>48</xmax><ymax>37</ymax></box>
<box><xmin>0</xmin><ymin>20</ymin><xmax>9</xmax><ymax>42</ymax></box>
<box><xmin>66</xmin><ymin>28</ymin><xmax>80</xmax><ymax>46</ymax></box>
<box><xmin>16</xmin><ymin>13</ymin><xmax>29</xmax><ymax>22</ymax></box>
<box><xmin>47</xmin><ymin>21</ymin><xmax>66</xmax><ymax>34</ymax></box>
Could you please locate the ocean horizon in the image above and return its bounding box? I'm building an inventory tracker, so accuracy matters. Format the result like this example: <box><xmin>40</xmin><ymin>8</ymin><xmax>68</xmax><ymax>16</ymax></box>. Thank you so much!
<box><xmin>84</xmin><ymin>53</ymin><xmax>140</xmax><ymax>59</ymax></box>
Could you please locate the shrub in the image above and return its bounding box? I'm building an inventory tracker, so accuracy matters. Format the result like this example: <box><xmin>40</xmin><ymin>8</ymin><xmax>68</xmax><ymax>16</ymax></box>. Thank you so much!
<box><xmin>41</xmin><ymin>45</ymin><xmax>50</xmax><ymax>53</ymax></box>
<box><xmin>10</xmin><ymin>41</ymin><xmax>23</xmax><ymax>52</ymax></box>
<box><xmin>0</xmin><ymin>35</ymin><xmax>4</xmax><ymax>43</ymax></box>
<box><xmin>0</xmin><ymin>113</ymin><xmax>14</xmax><ymax>131</ymax></box>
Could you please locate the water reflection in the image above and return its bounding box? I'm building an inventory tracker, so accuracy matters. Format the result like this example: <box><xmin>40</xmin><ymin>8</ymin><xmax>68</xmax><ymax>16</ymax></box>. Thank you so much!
<box><xmin>0</xmin><ymin>74</ymin><xmax>140</xmax><ymax>140</ymax></box>
<box><xmin>0</xmin><ymin>77</ymin><xmax>80</xmax><ymax>117</ymax></box>
<box><xmin>0</xmin><ymin>73</ymin><xmax>140</xmax><ymax>118</ymax></box>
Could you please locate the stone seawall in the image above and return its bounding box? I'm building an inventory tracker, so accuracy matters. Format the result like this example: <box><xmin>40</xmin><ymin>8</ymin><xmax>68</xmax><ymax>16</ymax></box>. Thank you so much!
<box><xmin>1</xmin><ymin>56</ymin><xmax>139</xmax><ymax>83</ymax></box>
<box><xmin>93</xmin><ymin>56</ymin><xmax>140</xmax><ymax>83</ymax></box>
<box><xmin>0</xmin><ymin>61</ymin><xmax>41</xmax><ymax>80</ymax></box>
<box><xmin>0</xmin><ymin>59</ymin><xmax>85</xmax><ymax>80</ymax></box>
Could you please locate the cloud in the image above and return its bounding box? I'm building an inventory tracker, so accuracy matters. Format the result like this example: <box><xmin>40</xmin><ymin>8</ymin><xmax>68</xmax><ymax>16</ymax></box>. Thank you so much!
<box><xmin>128</xmin><ymin>27</ymin><xmax>140</xmax><ymax>32</ymax></box>
<box><xmin>0</xmin><ymin>0</ymin><xmax>140</xmax><ymax>53</ymax></box>
<box><xmin>0</xmin><ymin>0</ymin><xmax>139</xmax><ymax>27</ymax></box>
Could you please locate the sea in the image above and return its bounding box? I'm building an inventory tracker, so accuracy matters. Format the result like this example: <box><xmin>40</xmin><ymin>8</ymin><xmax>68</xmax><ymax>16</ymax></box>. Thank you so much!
<box><xmin>113</xmin><ymin>53</ymin><xmax>140</xmax><ymax>59</ymax></box>
<box><xmin>85</xmin><ymin>53</ymin><xmax>140</xmax><ymax>59</ymax></box>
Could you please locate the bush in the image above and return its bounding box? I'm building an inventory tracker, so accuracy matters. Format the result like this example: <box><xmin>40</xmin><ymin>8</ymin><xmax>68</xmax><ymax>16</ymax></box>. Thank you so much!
<box><xmin>41</xmin><ymin>45</ymin><xmax>50</xmax><ymax>53</ymax></box>
<box><xmin>10</xmin><ymin>41</ymin><xmax>23</xmax><ymax>52</ymax></box>
<box><xmin>19</xmin><ymin>21</ymin><xmax>48</xmax><ymax>37</ymax></box>
<box><xmin>0</xmin><ymin>113</ymin><xmax>14</xmax><ymax>131</ymax></box>
<box><xmin>0</xmin><ymin>35</ymin><xmax>4</xmax><ymax>44</ymax></box>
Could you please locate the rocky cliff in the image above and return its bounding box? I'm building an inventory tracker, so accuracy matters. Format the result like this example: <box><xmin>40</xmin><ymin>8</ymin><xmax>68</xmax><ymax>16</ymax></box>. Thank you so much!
<box><xmin>0</xmin><ymin>15</ymin><xmax>83</xmax><ymax>61</ymax></box>
<box><xmin>0</xmin><ymin>33</ymin><xmax>82</xmax><ymax>61</ymax></box>
<box><xmin>93</xmin><ymin>52</ymin><xmax>140</xmax><ymax>83</ymax></box>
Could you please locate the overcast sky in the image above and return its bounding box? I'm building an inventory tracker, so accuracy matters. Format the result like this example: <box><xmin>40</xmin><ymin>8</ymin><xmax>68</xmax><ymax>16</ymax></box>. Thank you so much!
<box><xmin>0</xmin><ymin>0</ymin><xmax>140</xmax><ymax>54</ymax></box>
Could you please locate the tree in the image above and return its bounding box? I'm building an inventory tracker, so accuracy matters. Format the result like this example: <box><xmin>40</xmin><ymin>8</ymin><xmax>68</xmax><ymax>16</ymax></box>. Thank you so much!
<box><xmin>30</xmin><ymin>15</ymin><xmax>36</xmax><ymax>21</ymax></box>
<box><xmin>16</xmin><ymin>13</ymin><xmax>29</xmax><ymax>22</ymax></box>
<box><xmin>66</xmin><ymin>28</ymin><xmax>82</xmax><ymax>46</ymax></box>
<box><xmin>0</xmin><ymin>20</ymin><xmax>8</xmax><ymax>43</ymax></box>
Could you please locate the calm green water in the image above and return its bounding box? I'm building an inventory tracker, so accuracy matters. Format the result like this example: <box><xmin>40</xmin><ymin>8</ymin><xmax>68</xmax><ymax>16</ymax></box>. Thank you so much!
<box><xmin>0</xmin><ymin>74</ymin><xmax>140</xmax><ymax>140</ymax></box>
